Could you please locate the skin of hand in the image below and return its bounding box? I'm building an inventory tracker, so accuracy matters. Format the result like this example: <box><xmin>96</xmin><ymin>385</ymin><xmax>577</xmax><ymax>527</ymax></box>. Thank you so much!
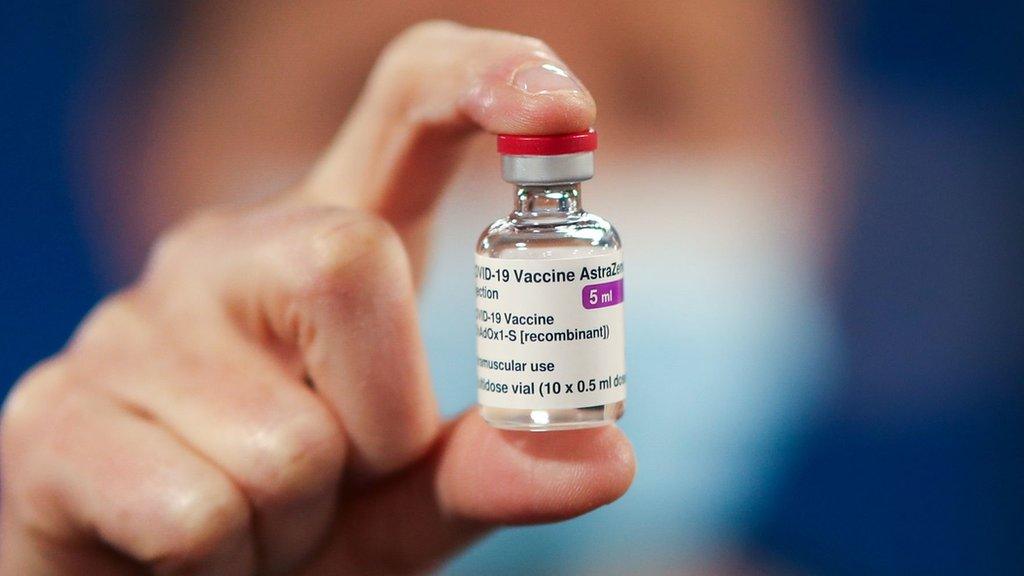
<box><xmin>0</xmin><ymin>22</ymin><xmax>635</xmax><ymax>576</ymax></box>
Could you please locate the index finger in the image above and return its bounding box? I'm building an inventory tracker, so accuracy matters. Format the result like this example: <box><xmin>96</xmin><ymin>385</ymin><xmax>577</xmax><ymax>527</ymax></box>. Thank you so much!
<box><xmin>297</xmin><ymin>21</ymin><xmax>597</xmax><ymax>276</ymax></box>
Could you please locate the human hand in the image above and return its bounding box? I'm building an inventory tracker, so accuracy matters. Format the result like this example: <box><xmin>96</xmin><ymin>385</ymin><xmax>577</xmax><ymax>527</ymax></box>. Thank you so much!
<box><xmin>0</xmin><ymin>21</ymin><xmax>633</xmax><ymax>575</ymax></box>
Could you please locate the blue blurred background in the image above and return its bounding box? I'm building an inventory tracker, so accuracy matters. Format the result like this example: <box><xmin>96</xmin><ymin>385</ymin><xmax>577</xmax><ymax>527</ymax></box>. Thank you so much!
<box><xmin>2</xmin><ymin>2</ymin><xmax>1021</xmax><ymax>574</ymax></box>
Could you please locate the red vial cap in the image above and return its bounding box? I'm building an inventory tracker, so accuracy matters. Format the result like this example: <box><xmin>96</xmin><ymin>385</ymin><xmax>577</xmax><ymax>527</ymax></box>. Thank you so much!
<box><xmin>497</xmin><ymin>129</ymin><xmax>597</xmax><ymax>156</ymax></box>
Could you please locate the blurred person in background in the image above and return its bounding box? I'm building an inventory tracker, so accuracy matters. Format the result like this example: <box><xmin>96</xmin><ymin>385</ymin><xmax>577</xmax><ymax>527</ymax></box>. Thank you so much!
<box><xmin>1</xmin><ymin>2</ymin><xmax>1020</xmax><ymax>575</ymax></box>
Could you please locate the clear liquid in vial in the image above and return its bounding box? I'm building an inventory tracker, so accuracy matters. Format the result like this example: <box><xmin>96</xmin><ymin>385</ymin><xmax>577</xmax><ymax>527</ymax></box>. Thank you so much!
<box><xmin>476</xmin><ymin>187</ymin><xmax>625</xmax><ymax>431</ymax></box>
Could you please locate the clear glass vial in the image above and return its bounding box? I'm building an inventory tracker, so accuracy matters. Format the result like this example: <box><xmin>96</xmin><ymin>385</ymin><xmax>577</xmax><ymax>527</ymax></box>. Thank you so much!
<box><xmin>476</xmin><ymin>130</ymin><xmax>625</xmax><ymax>430</ymax></box>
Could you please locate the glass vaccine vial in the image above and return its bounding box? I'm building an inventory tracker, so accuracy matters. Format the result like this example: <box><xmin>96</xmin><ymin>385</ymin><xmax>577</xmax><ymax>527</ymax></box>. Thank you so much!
<box><xmin>475</xmin><ymin>130</ymin><xmax>626</xmax><ymax>431</ymax></box>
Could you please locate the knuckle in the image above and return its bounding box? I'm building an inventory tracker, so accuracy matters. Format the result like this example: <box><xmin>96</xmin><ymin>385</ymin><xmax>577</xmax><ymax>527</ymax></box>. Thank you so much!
<box><xmin>2</xmin><ymin>363</ymin><xmax>83</xmax><ymax>525</ymax></box>
<box><xmin>68</xmin><ymin>291</ymin><xmax>148</xmax><ymax>351</ymax></box>
<box><xmin>2</xmin><ymin>359</ymin><xmax>65</xmax><ymax>449</ymax></box>
<box><xmin>241</xmin><ymin>407</ymin><xmax>345</xmax><ymax>506</ymax></box>
<box><xmin>296</xmin><ymin>212</ymin><xmax>405</xmax><ymax>300</ymax></box>
<box><xmin>143</xmin><ymin>208</ymin><xmax>231</xmax><ymax>280</ymax></box>
<box><xmin>144</xmin><ymin>479</ymin><xmax>250</xmax><ymax>569</ymax></box>
<box><xmin>147</xmin><ymin>220</ymin><xmax>198</xmax><ymax>272</ymax></box>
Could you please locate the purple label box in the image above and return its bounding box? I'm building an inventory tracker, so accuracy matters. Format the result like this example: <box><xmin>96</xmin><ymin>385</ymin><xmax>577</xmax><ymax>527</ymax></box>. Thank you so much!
<box><xmin>582</xmin><ymin>279</ymin><xmax>624</xmax><ymax>309</ymax></box>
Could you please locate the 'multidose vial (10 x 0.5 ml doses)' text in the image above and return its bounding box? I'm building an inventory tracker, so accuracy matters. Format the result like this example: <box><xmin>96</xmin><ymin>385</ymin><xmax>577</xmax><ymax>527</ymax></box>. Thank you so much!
<box><xmin>475</xmin><ymin>130</ymin><xmax>626</xmax><ymax>431</ymax></box>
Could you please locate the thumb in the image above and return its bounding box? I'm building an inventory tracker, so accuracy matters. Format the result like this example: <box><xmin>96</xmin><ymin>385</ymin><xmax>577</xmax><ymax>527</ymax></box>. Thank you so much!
<box><xmin>298</xmin><ymin>412</ymin><xmax>635</xmax><ymax>574</ymax></box>
<box><xmin>296</xmin><ymin>20</ymin><xmax>596</xmax><ymax>276</ymax></box>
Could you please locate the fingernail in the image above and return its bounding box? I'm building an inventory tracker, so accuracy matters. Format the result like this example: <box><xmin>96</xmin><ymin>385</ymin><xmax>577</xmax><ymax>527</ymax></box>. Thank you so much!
<box><xmin>512</xmin><ymin>62</ymin><xmax>583</xmax><ymax>95</ymax></box>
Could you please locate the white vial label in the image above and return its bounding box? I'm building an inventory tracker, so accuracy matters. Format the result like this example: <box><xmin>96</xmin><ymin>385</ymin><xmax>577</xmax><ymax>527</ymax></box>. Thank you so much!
<box><xmin>475</xmin><ymin>251</ymin><xmax>626</xmax><ymax>410</ymax></box>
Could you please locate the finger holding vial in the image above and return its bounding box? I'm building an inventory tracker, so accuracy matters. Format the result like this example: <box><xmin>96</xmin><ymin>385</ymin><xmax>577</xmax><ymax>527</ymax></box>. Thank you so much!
<box><xmin>0</xmin><ymin>21</ymin><xmax>632</xmax><ymax>576</ymax></box>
